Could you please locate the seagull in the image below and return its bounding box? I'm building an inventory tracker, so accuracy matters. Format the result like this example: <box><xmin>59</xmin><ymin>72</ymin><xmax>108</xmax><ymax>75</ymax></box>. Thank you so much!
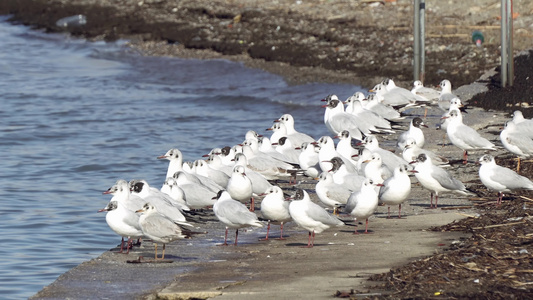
<box><xmin>226</xmin><ymin>165</ymin><xmax>254</xmax><ymax>211</ymax></box>
<box><xmin>316</xmin><ymin>135</ymin><xmax>357</xmax><ymax>174</ymax></box>
<box><xmin>158</xmin><ymin>148</ymin><xmax>223</xmax><ymax>192</ymax></box>
<box><xmin>411</xmin><ymin>80</ymin><xmax>440</xmax><ymax>102</ymax></box>
<box><xmin>438</xmin><ymin>79</ymin><xmax>458</xmax><ymax>111</ymax></box>
<box><xmin>321</xmin><ymin>96</ymin><xmax>363</xmax><ymax>140</ymax></box>
<box><xmin>241</xmin><ymin>141</ymin><xmax>298</xmax><ymax>180</ymax></box>
<box><xmin>363</xmin><ymin>94</ymin><xmax>403</xmax><ymax>121</ymax></box>
<box><xmin>192</xmin><ymin>159</ymin><xmax>230</xmax><ymax>188</ymax></box>
<box><xmin>130</xmin><ymin>179</ymin><xmax>190</xmax><ymax>217</ymax></box>
<box><xmin>135</xmin><ymin>203</ymin><xmax>199</xmax><ymax>260</ymax></box>
<box><xmin>500</xmin><ymin>120</ymin><xmax>533</xmax><ymax>171</ymax></box>
<box><xmin>378</xmin><ymin>164</ymin><xmax>412</xmax><ymax>218</ymax></box>
<box><xmin>315</xmin><ymin>171</ymin><xmax>352</xmax><ymax>211</ymax></box>
<box><xmin>363</xmin><ymin>135</ymin><xmax>409</xmax><ymax>171</ymax></box>
<box><xmin>402</xmin><ymin>138</ymin><xmax>450</xmax><ymax>166</ymax></box>
<box><xmin>98</xmin><ymin>200</ymin><xmax>143</xmax><ymax>254</ymax></box>
<box><xmin>396</xmin><ymin>117</ymin><xmax>427</xmax><ymax>152</ymax></box>
<box><xmin>439</xmin><ymin>97</ymin><xmax>465</xmax><ymax>132</ymax></box>
<box><xmin>266</xmin><ymin>121</ymin><xmax>287</xmax><ymax>144</ymax></box>
<box><xmin>410</xmin><ymin>153</ymin><xmax>473</xmax><ymax>208</ymax></box>
<box><xmin>205</xmin><ymin>153</ymin><xmax>233</xmax><ymax>177</ymax></box>
<box><xmin>173</xmin><ymin>171</ymin><xmax>217</xmax><ymax>209</ymax></box>
<box><xmin>160</xmin><ymin>177</ymin><xmax>188</xmax><ymax>208</ymax></box>
<box><xmin>363</xmin><ymin>152</ymin><xmax>393</xmax><ymax>184</ymax></box>
<box><xmin>259</xmin><ymin>186</ymin><xmax>292</xmax><ymax>240</ymax></box>
<box><xmin>276</xmin><ymin>113</ymin><xmax>315</xmax><ymax>146</ymax></box>
<box><xmin>103</xmin><ymin>179</ymin><xmax>145</xmax><ymax>213</ymax></box>
<box><xmin>232</xmin><ymin>153</ymin><xmax>273</xmax><ymax>196</ymax></box>
<box><xmin>335</xmin><ymin>130</ymin><xmax>359</xmax><ymax>164</ymax></box>
<box><xmin>478</xmin><ymin>154</ymin><xmax>533</xmax><ymax>205</ymax></box>
<box><xmin>288</xmin><ymin>189</ymin><xmax>344</xmax><ymax>248</ymax></box>
<box><xmin>212</xmin><ymin>190</ymin><xmax>263</xmax><ymax>246</ymax></box>
<box><xmin>443</xmin><ymin>109</ymin><xmax>497</xmax><ymax>164</ymax></box>
<box><xmin>328</xmin><ymin>156</ymin><xmax>365</xmax><ymax>192</ymax></box>
<box><xmin>297</xmin><ymin>142</ymin><xmax>321</xmax><ymax>178</ymax></box>
<box><xmin>272</xmin><ymin>136</ymin><xmax>301</xmax><ymax>165</ymax></box>
<box><xmin>344</xmin><ymin>179</ymin><xmax>382</xmax><ymax>234</ymax></box>
<box><xmin>344</xmin><ymin>94</ymin><xmax>394</xmax><ymax>133</ymax></box>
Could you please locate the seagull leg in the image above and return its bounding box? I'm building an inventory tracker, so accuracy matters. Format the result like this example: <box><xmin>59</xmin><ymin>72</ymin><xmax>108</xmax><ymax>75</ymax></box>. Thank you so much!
<box><xmin>498</xmin><ymin>192</ymin><xmax>503</xmax><ymax>205</ymax></box>
<box><xmin>234</xmin><ymin>229</ymin><xmax>239</xmax><ymax>246</ymax></box>
<box><xmin>124</xmin><ymin>238</ymin><xmax>132</xmax><ymax>254</ymax></box>
<box><xmin>462</xmin><ymin>150</ymin><xmax>468</xmax><ymax>164</ymax></box>
<box><xmin>302</xmin><ymin>231</ymin><xmax>313</xmax><ymax>248</ymax></box>
<box><xmin>218</xmin><ymin>227</ymin><xmax>230</xmax><ymax>246</ymax></box>
<box><xmin>398</xmin><ymin>204</ymin><xmax>402</xmax><ymax>219</ymax></box>
<box><xmin>311</xmin><ymin>231</ymin><xmax>315</xmax><ymax>247</ymax></box>
<box><xmin>118</xmin><ymin>237</ymin><xmax>125</xmax><ymax>253</ymax></box>
<box><xmin>278</xmin><ymin>222</ymin><xmax>286</xmax><ymax>240</ymax></box>
<box><xmin>260</xmin><ymin>221</ymin><xmax>271</xmax><ymax>241</ymax></box>
<box><xmin>249</xmin><ymin>197</ymin><xmax>255</xmax><ymax>212</ymax></box>
<box><xmin>363</xmin><ymin>219</ymin><xmax>370</xmax><ymax>234</ymax></box>
<box><xmin>161</xmin><ymin>244</ymin><xmax>166</xmax><ymax>260</ymax></box>
<box><xmin>387</xmin><ymin>206</ymin><xmax>391</xmax><ymax>219</ymax></box>
<box><xmin>353</xmin><ymin>218</ymin><xmax>359</xmax><ymax>234</ymax></box>
<box><xmin>435</xmin><ymin>194</ymin><xmax>439</xmax><ymax>208</ymax></box>
<box><xmin>430</xmin><ymin>192</ymin><xmax>434</xmax><ymax>209</ymax></box>
<box><xmin>154</xmin><ymin>243</ymin><xmax>159</xmax><ymax>260</ymax></box>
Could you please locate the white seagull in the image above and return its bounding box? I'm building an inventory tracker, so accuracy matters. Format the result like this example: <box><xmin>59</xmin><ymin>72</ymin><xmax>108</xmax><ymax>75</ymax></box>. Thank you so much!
<box><xmin>410</xmin><ymin>153</ymin><xmax>473</xmax><ymax>208</ymax></box>
<box><xmin>226</xmin><ymin>165</ymin><xmax>254</xmax><ymax>211</ymax></box>
<box><xmin>212</xmin><ymin>190</ymin><xmax>263</xmax><ymax>246</ymax></box>
<box><xmin>396</xmin><ymin>117</ymin><xmax>427</xmax><ymax>152</ymax></box>
<box><xmin>443</xmin><ymin>109</ymin><xmax>497</xmax><ymax>164</ymax></box>
<box><xmin>288</xmin><ymin>189</ymin><xmax>344</xmax><ymax>248</ymax></box>
<box><xmin>98</xmin><ymin>200</ymin><xmax>143</xmax><ymax>254</ymax></box>
<box><xmin>478</xmin><ymin>154</ymin><xmax>533</xmax><ymax>205</ymax></box>
<box><xmin>378</xmin><ymin>164</ymin><xmax>412</xmax><ymax>218</ymax></box>
<box><xmin>136</xmin><ymin>203</ymin><xmax>199</xmax><ymax>260</ymax></box>
<box><xmin>344</xmin><ymin>179</ymin><xmax>382</xmax><ymax>234</ymax></box>
<box><xmin>259</xmin><ymin>186</ymin><xmax>292</xmax><ymax>240</ymax></box>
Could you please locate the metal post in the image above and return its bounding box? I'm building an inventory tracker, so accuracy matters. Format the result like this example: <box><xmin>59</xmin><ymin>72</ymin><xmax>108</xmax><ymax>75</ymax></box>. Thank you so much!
<box><xmin>507</xmin><ymin>0</ymin><xmax>514</xmax><ymax>86</ymax></box>
<box><xmin>501</xmin><ymin>0</ymin><xmax>514</xmax><ymax>87</ymax></box>
<box><xmin>420</xmin><ymin>0</ymin><xmax>426</xmax><ymax>83</ymax></box>
<box><xmin>413</xmin><ymin>0</ymin><xmax>421</xmax><ymax>81</ymax></box>
<box><xmin>500</xmin><ymin>0</ymin><xmax>507</xmax><ymax>87</ymax></box>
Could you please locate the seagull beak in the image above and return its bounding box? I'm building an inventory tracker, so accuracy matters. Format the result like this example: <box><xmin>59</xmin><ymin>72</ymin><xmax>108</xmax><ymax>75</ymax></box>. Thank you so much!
<box><xmin>135</xmin><ymin>208</ymin><xmax>145</xmax><ymax>213</ymax></box>
<box><xmin>157</xmin><ymin>155</ymin><xmax>168</xmax><ymax>159</ymax></box>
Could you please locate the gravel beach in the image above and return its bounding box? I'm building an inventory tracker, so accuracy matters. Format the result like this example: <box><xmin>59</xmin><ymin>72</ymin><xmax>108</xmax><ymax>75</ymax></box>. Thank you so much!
<box><xmin>3</xmin><ymin>0</ymin><xmax>533</xmax><ymax>299</ymax></box>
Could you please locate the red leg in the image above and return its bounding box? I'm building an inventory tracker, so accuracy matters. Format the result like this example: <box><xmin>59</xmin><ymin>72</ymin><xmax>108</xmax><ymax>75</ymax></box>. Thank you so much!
<box><xmin>234</xmin><ymin>229</ymin><xmax>239</xmax><ymax>246</ymax></box>
<box><xmin>435</xmin><ymin>194</ymin><xmax>439</xmax><ymax>208</ymax></box>
<box><xmin>387</xmin><ymin>206</ymin><xmax>391</xmax><ymax>219</ymax></box>
<box><xmin>363</xmin><ymin>219</ymin><xmax>370</xmax><ymax>234</ymax></box>
<box><xmin>302</xmin><ymin>231</ymin><xmax>313</xmax><ymax>248</ymax></box>
<box><xmin>260</xmin><ymin>221</ymin><xmax>271</xmax><ymax>241</ymax></box>
<box><xmin>462</xmin><ymin>150</ymin><xmax>468</xmax><ymax>164</ymax></box>
<box><xmin>398</xmin><ymin>204</ymin><xmax>402</xmax><ymax>219</ymax></box>
<box><xmin>249</xmin><ymin>197</ymin><xmax>255</xmax><ymax>212</ymax></box>
<box><xmin>278</xmin><ymin>222</ymin><xmax>286</xmax><ymax>240</ymax></box>
<box><xmin>218</xmin><ymin>227</ymin><xmax>229</xmax><ymax>246</ymax></box>
<box><xmin>311</xmin><ymin>231</ymin><xmax>315</xmax><ymax>247</ymax></box>
<box><xmin>118</xmin><ymin>237</ymin><xmax>125</xmax><ymax>253</ymax></box>
<box><xmin>124</xmin><ymin>238</ymin><xmax>133</xmax><ymax>254</ymax></box>
<box><xmin>353</xmin><ymin>218</ymin><xmax>359</xmax><ymax>234</ymax></box>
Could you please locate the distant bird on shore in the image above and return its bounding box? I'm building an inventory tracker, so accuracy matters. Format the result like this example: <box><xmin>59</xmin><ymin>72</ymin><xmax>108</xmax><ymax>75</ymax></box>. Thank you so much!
<box><xmin>259</xmin><ymin>186</ymin><xmax>292</xmax><ymax>240</ymax></box>
<box><xmin>437</xmin><ymin>79</ymin><xmax>458</xmax><ymax>111</ymax></box>
<box><xmin>443</xmin><ymin>109</ymin><xmax>497</xmax><ymax>164</ymax></box>
<box><xmin>410</xmin><ymin>153</ymin><xmax>473</xmax><ymax>208</ymax></box>
<box><xmin>213</xmin><ymin>190</ymin><xmax>263</xmax><ymax>246</ymax></box>
<box><xmin>396</xmin><ymin>117</ymin><xmax>427</xmax><ymax>152</ymax></box>
<box><xmin>344</xmin><ymin>179</ymin><xmax>382</xmax><ymax>234</ymax></box>
<box><xmin>379</xmin><ymin>164</ymin><xmax>412</xmax><ymax>219</ymax></box>
<box><xmin>98</xmin><ymin>200</ymin><xmax>143</xmax><ymax>254</ymax></box>
<box><xmin>136</xmin><ymin>203</ymin><xmax>199</xmax><ymax>260</ymax></box>
<box><xmin>478</xmin><ymin>154</ymin><xmax>533</xmax><ymax>205</ymax></box>
<box><xmin>288</xmin><ymin>189</ymin><xmax>344</xmax><ymax>248</ymax></box>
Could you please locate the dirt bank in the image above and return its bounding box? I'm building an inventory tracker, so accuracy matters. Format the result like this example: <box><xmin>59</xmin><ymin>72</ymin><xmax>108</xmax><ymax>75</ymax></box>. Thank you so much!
<box><xmin>1</xmin><ymin>0</ymin><xmax>533</xmax><ymax>89</ymax></box>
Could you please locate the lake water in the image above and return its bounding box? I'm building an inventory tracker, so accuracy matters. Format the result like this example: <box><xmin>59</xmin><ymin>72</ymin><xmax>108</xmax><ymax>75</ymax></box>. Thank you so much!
<box><xmin>0</xmin><ymin>16</ymin><xmax>363</xmax><ymax>299</ymax></box>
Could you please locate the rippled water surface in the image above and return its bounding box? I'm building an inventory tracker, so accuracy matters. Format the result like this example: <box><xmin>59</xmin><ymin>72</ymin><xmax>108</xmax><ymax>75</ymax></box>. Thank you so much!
<box><xmin>0</xmin><ymin>17</ymin><xmax>363</xmax><ymax>299</ymax></box>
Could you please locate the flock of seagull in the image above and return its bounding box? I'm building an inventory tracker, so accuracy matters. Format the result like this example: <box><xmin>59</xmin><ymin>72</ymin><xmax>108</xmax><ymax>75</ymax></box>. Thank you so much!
<box><xmin>98</xmin><ymin>78</ymin><xmax>533</xmax><ymax>259</ymax></box>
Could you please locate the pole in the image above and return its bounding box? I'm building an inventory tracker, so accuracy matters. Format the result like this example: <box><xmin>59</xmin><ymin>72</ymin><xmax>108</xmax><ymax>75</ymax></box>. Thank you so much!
<box><xmin>507</xmin><ymin>0</ymin><xmax>514</xmax><ymax>86</ymax></box>
<box><xmin>420</xmin><ymin>0</ymin><xmax>425</xmax><ymax>83</ymax></box>
<box><xmin>500</xmin><ymin>0</ymin><xmax>508</xmax><ymax>87</ymax></box>
<box><xmin>413</xmin><ymin>0</ymin><xmax>421</xmax><ymax>81</ymax></box>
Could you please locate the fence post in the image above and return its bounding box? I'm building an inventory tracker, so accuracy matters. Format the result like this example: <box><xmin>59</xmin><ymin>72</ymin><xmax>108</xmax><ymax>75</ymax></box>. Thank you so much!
<box><xmin>501</xmin><ymin>0</ymin><xmax>514</xmax><ymax>87</ymax></box>
<box><xmin>413</xmin><ymin>0</ymin><xmax>425</xmax><ymax>82</ymax></box>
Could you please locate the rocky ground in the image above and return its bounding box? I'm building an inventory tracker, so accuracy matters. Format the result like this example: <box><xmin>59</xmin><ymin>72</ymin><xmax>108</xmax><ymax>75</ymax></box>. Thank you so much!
<box><xmin>4</xmin><ymin>0</ymin><xmax>533</xmax><ymax>299</ymax></box>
